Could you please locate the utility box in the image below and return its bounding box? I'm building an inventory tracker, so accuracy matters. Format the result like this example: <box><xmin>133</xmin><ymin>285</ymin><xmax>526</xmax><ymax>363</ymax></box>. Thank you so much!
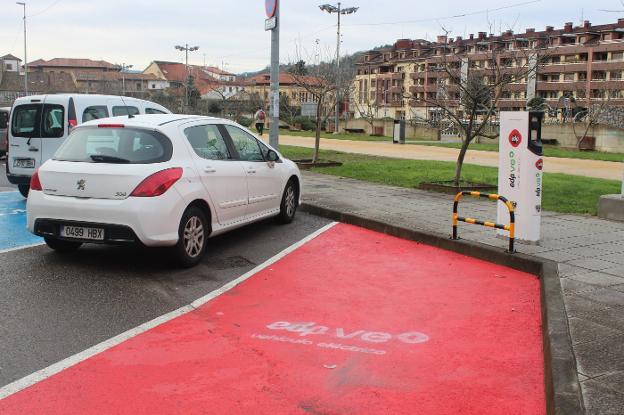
<box><xmin>497</xmin><ymin>111</ymin><xmax>544</xmax><ymax>243</ymax></box>
<box><xmin>393</xmin><ymin>120</ymin><xmax>405</xmax><ymax>144</ymax></box>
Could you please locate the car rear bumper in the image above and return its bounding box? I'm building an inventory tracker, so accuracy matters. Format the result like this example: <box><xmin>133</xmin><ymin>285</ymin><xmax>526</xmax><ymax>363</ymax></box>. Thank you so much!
<box><xmin>27</xmin><ymin>189</ymin><xmax>186</xmax><ymax>247</ymax></box>
<box><xmin>6</xmin><ymin>172</ymin><xmax>31</xmax><ymax>185</ymax></box>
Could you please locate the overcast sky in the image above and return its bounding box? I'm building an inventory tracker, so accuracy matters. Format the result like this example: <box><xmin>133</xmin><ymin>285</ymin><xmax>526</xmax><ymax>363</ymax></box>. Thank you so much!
<box><xmin>1</xmin><ymin>0</ymin><xmax>623</xmax><ymax>74</ymax></box>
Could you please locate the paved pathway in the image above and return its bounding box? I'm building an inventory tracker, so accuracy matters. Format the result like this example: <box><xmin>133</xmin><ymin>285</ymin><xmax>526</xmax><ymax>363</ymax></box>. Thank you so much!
<box><xmin>301</xmin><ymin>171</ymin><xmax>624</xmax><ymax>415</ymax></box>
<box><xmin>280</xmin><ymin>135</ymin><xmax>623</xmax><ymax>181</ymax></box>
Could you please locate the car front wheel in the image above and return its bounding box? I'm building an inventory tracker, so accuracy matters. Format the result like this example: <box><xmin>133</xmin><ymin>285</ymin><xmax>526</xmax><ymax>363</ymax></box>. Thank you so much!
<box><xmin>276</xmin><ymin>180</ymin><xmax>297</xmax><ymax>224</ymax></box>
<box><xmin>44</xmin><ymin>237</ymin><xmax>82</xmax><ymax>253</ymax></box>
<box><xmin>173</xmin><ymin>206</ymin><xmax>208</xmax><ymax>268</ymax></box>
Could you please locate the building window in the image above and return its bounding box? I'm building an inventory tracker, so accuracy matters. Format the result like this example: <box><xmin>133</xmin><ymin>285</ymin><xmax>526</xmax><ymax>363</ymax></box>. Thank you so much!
<box><xmin>152</xmin><ymin>83</ymin><xmax>156</xmax><ymax>89</ymax></box>
<box><xmin>5</xmin><ymin>63</ymin><xmax>13</xmax><ymax>70</ymax></box>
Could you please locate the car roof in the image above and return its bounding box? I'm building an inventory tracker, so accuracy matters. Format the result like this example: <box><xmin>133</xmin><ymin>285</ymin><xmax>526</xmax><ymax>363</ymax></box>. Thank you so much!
<box><xmin>13</xmin><ymin>94</ymin><xmax>163</xmax><ymax>105</ymax></box>
<box><xmin>80</xmin><ymin>114</ymin><xmax>223</xmax><ymax>129</ymax></box>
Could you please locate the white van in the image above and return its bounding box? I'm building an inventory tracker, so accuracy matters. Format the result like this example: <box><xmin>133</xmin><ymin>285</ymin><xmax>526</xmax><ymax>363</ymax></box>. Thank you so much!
<box><xmin>7</xmin><ymin>94</ymin><xmax>170</xmax><ymax>197</ymax></box>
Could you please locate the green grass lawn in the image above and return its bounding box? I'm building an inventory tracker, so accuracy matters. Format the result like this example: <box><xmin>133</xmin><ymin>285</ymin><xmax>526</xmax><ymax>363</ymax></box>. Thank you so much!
<box><xmin>280</xmin><ymin>145</ymin><xmax>621</xmax><ymax>215</ymax></box>
<box><xmin>414</xmin><ymin>142</ymin><xmax>624</xmax><ymax>163</ymax></box>
<box><xmin>283</xmin><ymin>130</ymin><xmax>624</xmax><ymax>162</ymax></box>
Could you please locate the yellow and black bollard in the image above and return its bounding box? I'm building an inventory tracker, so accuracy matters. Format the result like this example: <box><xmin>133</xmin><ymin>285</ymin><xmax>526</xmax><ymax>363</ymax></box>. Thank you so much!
<box><xmin>452</xmin><ymin>191</ymin><xmax>515</xmax><ymax>253</ymax></box>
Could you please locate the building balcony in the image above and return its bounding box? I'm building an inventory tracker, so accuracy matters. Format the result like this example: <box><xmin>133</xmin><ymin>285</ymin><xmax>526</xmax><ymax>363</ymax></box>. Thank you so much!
<box><xmin>536</xmin><ymin>81</ymin><xmax>586</xmax><ymax>91</ymax></box>
<box><xmin>409</xmin><ymin>85</ymin><xmax>426</xmax><ymax>94</ymax></box>
<box><xmin>497</xmin><ymin>99</ymin><xmax>527</xmax><ymax>108</ymax></box>
<box><xmin>592</xmin><ymin>61</ymin><xmax>624</xmax><ymax>71</ymax></box>
<box><xmin>388</xmin><ymin>86</ymin><xmax>404</xmax><ymax>94</ymax></box>
<box><xmin>391</xmin><ymin>72</ymin><xmax>405</xmax><ymax>80</ymax></box>
<box><xmin>539</xmin><ymin>63</ymin><xmax>588</xmax><ymax>74</ymax></box>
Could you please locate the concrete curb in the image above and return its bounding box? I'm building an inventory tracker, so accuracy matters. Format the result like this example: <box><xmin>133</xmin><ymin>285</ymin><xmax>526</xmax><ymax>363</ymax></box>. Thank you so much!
<box><xmin>300</xmin><ymin>202</ymin><xmax>584</xmax><ymax>415</ymax></box>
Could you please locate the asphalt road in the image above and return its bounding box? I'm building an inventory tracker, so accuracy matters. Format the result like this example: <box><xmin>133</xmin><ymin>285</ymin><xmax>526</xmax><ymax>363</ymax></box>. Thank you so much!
<box><xmin>0</xmin><ymin>176</ymin><xmax>331</xmax><ymax>388</ymax></box>
<box><xmin>0</xmin><ymin>161</ymin><xmax>15</xmax><ymax>191</ymax></box>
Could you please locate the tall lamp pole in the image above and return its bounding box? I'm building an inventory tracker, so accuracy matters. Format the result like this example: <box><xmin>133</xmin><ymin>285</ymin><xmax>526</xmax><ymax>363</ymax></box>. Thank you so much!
<box><xmin>16</xmin><ymin>2</ymin><xmax>27</xmax><ymax>95</ymax></box>
<box><xmin>174</xmin><ymin>44</ymin><xmax>199</xmax><ymax>108</ymax></box>
<box><xmin>319</xmin><ymin>3</ymin><xmax>358</xmax><ymax>134</ymax></box>
<box><xmin>120</xmin><ymin>63</ymin><xmax>133</xmax><ymax>95</ymax></box>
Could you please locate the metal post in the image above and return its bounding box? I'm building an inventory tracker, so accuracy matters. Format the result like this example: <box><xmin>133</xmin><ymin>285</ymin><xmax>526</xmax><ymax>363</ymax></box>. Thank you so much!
<box><xmin>122</xmin><ymin>63</ymin><xmax>126</xmax><ymax>95</ymax></box>
<box><xmin>269</xmin><ymin>2</ymin><xmax>280</xmax><ymax>148</ymax></box>
<box><xmin>17</xmin><ymin>2</ymin><xmax>27</xmax><ymax>94</ymax></box>
<box><xmin>334</xmin><ymin>2</ymin><xmax>341</xmax><ymax>134</ymax></box>
<box><xmin>185</xmin><ymin>44</ymin><xmax>189</xmax><ymax>108</ymax></box>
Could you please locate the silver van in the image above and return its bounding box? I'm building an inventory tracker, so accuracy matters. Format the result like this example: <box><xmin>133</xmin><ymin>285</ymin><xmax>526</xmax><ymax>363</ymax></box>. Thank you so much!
<box><xmin>7</xmin><ymin>94</ymin><xmax>170</xmax><ymax>197</ymax></box>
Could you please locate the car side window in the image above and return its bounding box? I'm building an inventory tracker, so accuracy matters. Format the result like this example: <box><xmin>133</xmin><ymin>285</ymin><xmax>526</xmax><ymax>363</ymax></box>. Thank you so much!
<box><xmin>224</xmin><ymin>125</ymin><xmax>264</xmax><ymax>162</ymax></box>
<box><xmin>82</xmin><ymin>106</ymin><xmax>109</xmax><ymax>122</ymax></box>
<box><xmin>145</xmin><ymin>108</ymin><xmax>167</xmax><ymax>114</ymax></box>
<box><xmin>112</xmin><ymin>106</ymin><xmax>140</xmax><ymax>117</ymax></box>
<box><xmin>256</xmin><ymin>140</ymin><xmax>273</xmax><ymax>160</ymax></box>
<box><xmin>184</xmin><ymin>125</ymin><xmax>230</xmax><ymax>161</ymax></box>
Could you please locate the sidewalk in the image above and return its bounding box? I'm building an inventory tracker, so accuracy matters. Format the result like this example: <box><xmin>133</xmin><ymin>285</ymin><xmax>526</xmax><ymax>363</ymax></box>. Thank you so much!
<box><xmin>280</xmin><ymin>135</ymin><xmax>623</xmax><ymax>181</ymax></box>
<box><xmin>301</xmin><ymin>171</ymin><xmax>624</xmax><ymax>415</ymax></box>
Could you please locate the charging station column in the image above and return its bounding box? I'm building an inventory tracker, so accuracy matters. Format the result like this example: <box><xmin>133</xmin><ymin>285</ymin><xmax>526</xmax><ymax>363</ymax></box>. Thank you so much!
<box><xmin>497</xmin><ymin>111</ymin><xmax>544</xmax><ymax>243</ymax></box>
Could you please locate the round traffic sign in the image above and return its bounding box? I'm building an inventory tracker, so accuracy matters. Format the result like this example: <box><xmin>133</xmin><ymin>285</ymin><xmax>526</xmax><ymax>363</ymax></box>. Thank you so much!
<box><xmin>265</xmin><ymin>0</ymin><xmax>277</xmax><ymax>18</ymax></box>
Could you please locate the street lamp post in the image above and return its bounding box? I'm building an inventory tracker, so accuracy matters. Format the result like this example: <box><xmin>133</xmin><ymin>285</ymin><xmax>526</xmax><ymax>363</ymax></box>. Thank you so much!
<box><xmin>174</xmin><ymin>44</ymin><xmax>199</xmax><ymax>108</ymax></box>
<box><xmin>319</xmin><ymin>3</ymin><xmax>358</xmax><ymax>134</ymax></box>
<box><xmin>16</xmin><ymin>2</ymin><xmax>27</xmax><ymax>95</ymax></box>
<box><xmin>120</xmin><ymin>63</ymin><xmax>133</xmax><ymax>95</ymax></box>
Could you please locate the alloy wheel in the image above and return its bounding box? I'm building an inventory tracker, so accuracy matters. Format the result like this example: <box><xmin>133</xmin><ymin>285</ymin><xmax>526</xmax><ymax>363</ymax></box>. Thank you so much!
<box><xmin>183</xmin><ymin>216</ymin><xmax>204</xmax><ymax>258</ymax></box>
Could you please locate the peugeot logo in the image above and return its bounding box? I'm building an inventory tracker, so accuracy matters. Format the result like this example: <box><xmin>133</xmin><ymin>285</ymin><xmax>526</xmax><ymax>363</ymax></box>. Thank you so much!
<box><xmin>77</xmin><ymin>179</ymin><xmax>86</xmax><ymax>191</ymax></box>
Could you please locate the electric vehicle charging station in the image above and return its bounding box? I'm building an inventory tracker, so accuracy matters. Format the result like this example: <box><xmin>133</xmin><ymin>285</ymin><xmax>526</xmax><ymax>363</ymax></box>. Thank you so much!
<box><xmin>497</xmin><ymin>111</ymin><xmax>544</xmax><ymax>243</ymax></box>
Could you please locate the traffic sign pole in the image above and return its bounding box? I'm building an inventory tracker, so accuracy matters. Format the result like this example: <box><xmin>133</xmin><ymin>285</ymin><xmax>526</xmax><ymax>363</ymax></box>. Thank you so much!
<box><xmin>266</xmin><ymin>0</ymin><xmax>280</xmax><ymax>149</ymax></box>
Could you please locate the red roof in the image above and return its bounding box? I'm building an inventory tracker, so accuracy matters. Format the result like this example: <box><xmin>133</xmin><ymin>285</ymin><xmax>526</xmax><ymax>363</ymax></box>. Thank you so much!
<box><xmin>28</xmin><ymin>58</ymin><xmax>120</xmax><ymax>70</ymax></box>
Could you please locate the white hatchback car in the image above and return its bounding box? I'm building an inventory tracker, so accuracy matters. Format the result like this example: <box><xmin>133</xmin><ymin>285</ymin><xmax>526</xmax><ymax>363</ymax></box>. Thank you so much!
<box><xmin>27</xmin><ymin>114</ymin><xmax>301</xmax><ymax>267</ymax></box>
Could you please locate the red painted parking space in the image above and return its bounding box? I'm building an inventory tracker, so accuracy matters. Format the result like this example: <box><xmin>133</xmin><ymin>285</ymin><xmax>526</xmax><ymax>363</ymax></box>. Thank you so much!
<box><xmin>0</xmin><ymin>223</ymin><xmax>545</xmax><ymax>414</ymax></box>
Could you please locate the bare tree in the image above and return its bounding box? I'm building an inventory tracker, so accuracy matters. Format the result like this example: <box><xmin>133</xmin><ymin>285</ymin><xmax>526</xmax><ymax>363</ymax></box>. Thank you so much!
<box><xmin>571</xmin><ymin>88</ymin><xmax>619</xmax><ymax>149</ymax></box>
<box><xmin>289</xmin><ymin>50</ymin><xmax>340</xmax><ymax>163</ymax></box>
<box><xmin>406</xmin><ymin>31</ymin><xmax>547</xmax><ymax>186</ymax></box>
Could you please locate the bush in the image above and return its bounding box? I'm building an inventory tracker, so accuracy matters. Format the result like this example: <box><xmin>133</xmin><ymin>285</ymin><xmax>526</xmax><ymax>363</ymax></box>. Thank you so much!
<box><xmin>236</xmin><ymin>116</ymin><xmax>253</xmax><ymax>127</ymax></box>
<box><xmin>293</xmin><ymin>116</ymin><xmax>316</xmax><ymax>131</ymax></box>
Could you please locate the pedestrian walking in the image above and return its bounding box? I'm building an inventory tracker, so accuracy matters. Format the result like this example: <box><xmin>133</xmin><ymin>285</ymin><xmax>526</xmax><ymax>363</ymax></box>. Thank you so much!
<box><xmin>254</xmin><ymin>107</ymin><xmax>266</xmax><ymax>136</ymax></box>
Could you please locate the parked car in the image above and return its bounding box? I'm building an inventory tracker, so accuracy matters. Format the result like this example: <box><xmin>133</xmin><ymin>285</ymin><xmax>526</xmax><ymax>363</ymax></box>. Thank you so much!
<box><xmin>26</xmin><ymin>114</ymin><xmax>301</xmax><ymax>267</ymax></box>
<box><xmin>7</xmin><ymin>94</ymin><xmax>170</xmax><ymax>197</ymax></box>
<box><xmin>0</xmin><ymin>107</ymin><xmax>10</xmax><ymax>157</ymax></box>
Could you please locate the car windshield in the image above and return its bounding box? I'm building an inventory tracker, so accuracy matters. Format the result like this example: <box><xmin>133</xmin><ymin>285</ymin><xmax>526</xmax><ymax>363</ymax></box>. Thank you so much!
<box><xmin>53</xmin><ymin>127</ymin><xmax>173</xmax><ymax>164</ymax></box>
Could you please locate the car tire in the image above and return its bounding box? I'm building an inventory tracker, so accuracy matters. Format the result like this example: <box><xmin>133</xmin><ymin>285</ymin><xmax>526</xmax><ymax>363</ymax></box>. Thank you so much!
<box><xmin>18</xmin><ymin>184</ymin><xmax>29</xmax><ymax>198</ymax></box>
<box><xmin>276</xmin><ymin>179</ymin><xmax>297</xmax><ymax>224</ymax></box>
<box><xmin>44</xmin><ymin>237</ymin><xmax>82</xmax><ymax>253</ymax></box>
<box><xmin>173</xmin><ymin>206</ymin><xmax>208</xmax><ymax>268</ymax></box>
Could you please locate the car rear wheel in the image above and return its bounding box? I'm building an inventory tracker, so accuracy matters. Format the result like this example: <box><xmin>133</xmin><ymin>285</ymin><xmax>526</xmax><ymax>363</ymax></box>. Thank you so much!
<box><xmin>44</xmin><ymin>237</ymin><xmax>82</xmax><ymax>253</ymax></box>
<box><xmin>173</xmin><ymin>206</ymin><xmax>208</xmax><ymax>268</ymax></box>
<box><xmin>18</xmin><ymin>184</ymin><xmax>29</xmax><ymax>198</ymax></box>
<box><xmin>276</xmin><ymin>180</ymin><xmax>297</xmax><ymax>224</ymax></box>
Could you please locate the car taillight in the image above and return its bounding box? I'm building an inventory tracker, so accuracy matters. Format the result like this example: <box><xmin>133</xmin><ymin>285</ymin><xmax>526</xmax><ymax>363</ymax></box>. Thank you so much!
<box><xmin>30</xmin><ymin>169</ymin><xmax>42</xmax><ymax>191</ymax></box>
<box><xmin>68</xmin><ymin>119</ymin><xmax>77</xmax><ymax>132</ymax></box>
<box><xmin>130</xmin><ymin>167</ymin><xmax>183</xmax><ymax>197</ymax></box>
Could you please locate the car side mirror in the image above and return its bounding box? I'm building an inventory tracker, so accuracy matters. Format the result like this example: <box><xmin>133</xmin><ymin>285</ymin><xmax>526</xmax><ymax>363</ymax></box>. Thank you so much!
<box><xmin>266</xmin><ymin>149</ymin><xmax>280</xmax><ymax>162</ymax></box>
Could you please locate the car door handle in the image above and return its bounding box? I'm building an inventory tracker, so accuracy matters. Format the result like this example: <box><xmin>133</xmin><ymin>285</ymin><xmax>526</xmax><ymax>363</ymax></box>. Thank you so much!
<box><xmin>204</xmin><ymin>167</ymin><xmax>217</xmax><ymax>173</ymax></box>
<box><xmin>247</xmin><ymin>169</ymin><xmax>257</xmax><ymax>174</ymax></box>
<box><xmin>28</xmin><ymin>146</ymin><xmax>39</xmax><ymax>152</ymax></box>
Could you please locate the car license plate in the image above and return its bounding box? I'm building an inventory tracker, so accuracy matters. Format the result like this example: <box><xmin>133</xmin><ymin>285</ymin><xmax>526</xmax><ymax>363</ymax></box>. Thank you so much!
<box><xmin>13</xmin><ymin>158</ymin><xmax>35</xmax><ymax>168</ymax></box>
<box><xmin>60</xmin><ymin>225</ymin><xmax>104</xmax><ymax>241</ymax></box>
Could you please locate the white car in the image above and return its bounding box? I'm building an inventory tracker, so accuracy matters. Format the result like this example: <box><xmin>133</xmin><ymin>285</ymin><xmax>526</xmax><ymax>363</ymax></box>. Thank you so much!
<box><xmin>26</xmin><ymin>114</ymin><xmax>301</xmax><ymax>267</ymax></box>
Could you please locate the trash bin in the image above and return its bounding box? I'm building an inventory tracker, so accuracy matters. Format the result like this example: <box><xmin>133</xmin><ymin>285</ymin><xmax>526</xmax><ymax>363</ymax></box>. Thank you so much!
<box><xmin>393</xmin><ymin>120</ymin><xmax>405</xmax><ymax>144</ymax></box>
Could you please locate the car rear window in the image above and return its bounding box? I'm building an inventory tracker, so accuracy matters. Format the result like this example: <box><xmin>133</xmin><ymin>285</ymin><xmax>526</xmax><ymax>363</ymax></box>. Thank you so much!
<box><xmin>11</xmin><ymin>104</ymin><xmax>65</xmax><ymax>138</ymax></box>
<box><xmin>53</xmin><ymin>127</ymin><xmax>172</xmax><ymax>164</ymax></box>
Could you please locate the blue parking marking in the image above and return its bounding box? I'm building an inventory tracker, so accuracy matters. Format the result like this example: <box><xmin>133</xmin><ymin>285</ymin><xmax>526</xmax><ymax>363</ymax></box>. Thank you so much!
<box><xmin>0</xmin><ymin>191</ymin><xmax>43</xmax><ymax>251</ymax></box>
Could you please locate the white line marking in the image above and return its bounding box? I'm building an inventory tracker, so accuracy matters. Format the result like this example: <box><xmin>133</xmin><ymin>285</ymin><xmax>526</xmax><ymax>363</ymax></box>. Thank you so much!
<box><xmin>0</xmin><ymin>242</ymin><xmax>45</xmax><ymax>255</ymax></box>
<box><xmin>0</xmin><ymin>221</ymin><xmax>338</xmax><ymax>400</ymax></box>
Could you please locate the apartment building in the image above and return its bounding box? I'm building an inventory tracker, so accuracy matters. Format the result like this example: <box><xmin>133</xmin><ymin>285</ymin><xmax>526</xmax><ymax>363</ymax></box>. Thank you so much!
<box><xmin>246</xmin><ymin>72</ymin><xmax>324</xmax><ymax>108</ymax></box>
<box><xmin>353</xmin><ymin>19</ymin><xmax>624</xmax><ymax>121</ymax></box>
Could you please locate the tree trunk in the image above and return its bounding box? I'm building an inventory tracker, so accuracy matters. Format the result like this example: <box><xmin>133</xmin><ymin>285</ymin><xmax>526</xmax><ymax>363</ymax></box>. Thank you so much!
<box><xmin>454</xmin><ymin>139</ymin><xmax>470</xmax><ymax>186</ymax></box>
<box><xmin>313</xmin><ymin>104</ymin><xmax>322</xmax><ymax>163</ymax></box>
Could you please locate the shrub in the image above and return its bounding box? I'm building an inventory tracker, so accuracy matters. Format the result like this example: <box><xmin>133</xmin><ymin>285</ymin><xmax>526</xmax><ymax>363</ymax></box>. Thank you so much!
<box><xmin>293</xmin><ymin>116</ymin><xmax>316</xmax><ymax>131</ymax></box>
